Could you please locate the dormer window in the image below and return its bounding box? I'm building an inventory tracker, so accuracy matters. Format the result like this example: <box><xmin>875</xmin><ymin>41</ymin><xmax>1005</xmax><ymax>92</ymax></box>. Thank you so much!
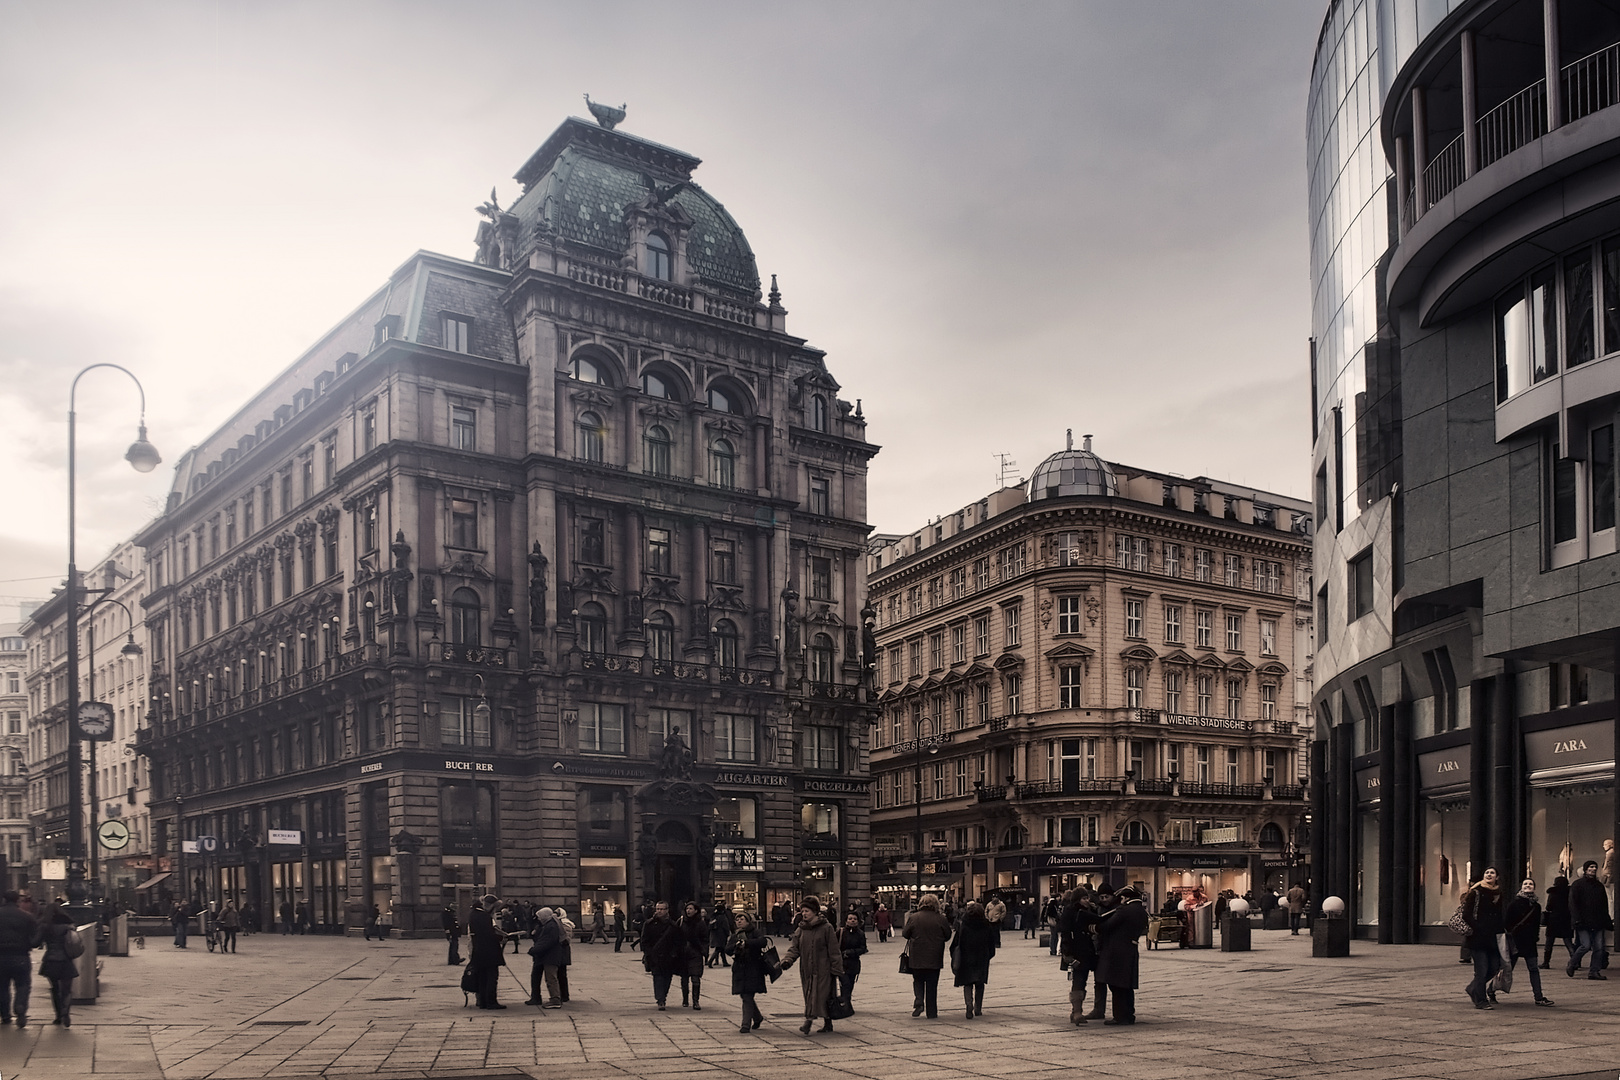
<box><xmin>645</xmin><ymin>233</ymin><xmax>671</xmax><ymax>281</ymax></box>
<box><xmin>812</xmin><ymin>395</ymin><xmax>829</xmax><ymax>432</ymax></box>
<box><xmin>442</xmin><ymin>315</ymin><xmax>471</xmax><ymax>354</ymax></box>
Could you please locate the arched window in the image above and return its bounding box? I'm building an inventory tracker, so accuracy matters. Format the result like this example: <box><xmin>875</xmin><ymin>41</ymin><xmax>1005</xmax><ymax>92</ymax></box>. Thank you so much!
<box><xmin>812</xmin><ymin>395</ymin><xmax>829</xmax><ymax>432</ymax></box>
<box><xmin>578</xmin><ymin>602</ymin><xmax>607</xmax><ymax>655</ymax></box>
<box><xmin>577</xmin><ymin>411</ymin><xmax>606</xmax><ymax>463</ymax></box>
<box><xmin>645</xmin><ymin>232</ymin><xmax>671</xmax><ymax>281</ymax></box>
<box><xmin>1121</xmin><ymin>820</ymin><xmax>1154</xmax><ymax>846</ymax></box>
<box><xmin>450</xmin><ymin>588</ymin><xmax>481</xmax><ymax>646</ymax></box>
<box><xmin>708</xmin><ymin>385</ymin><xmax>745</xmax><ymax>414</ymax></box>
<box><xmin>714</xmin><ymin>618</ymin><xmax>739</xmax><ymax>670</ymax></box>
<box><xmin>710</xmin><ymin>438</ymin><xmax>736</xmax><ymax>489</ymax></box>
<box><xmin>644</xmin><ymin>424</ymin><xmax>672</xmax><ymax>477</ymax></box>
<box><xmin>808</xmin><ymin>632</ymin><xmax>835</xmax><ymax>683</ymax></box>
<box><xmin>570</xmin><ymin>355</ymin><xmax>606</xmax><ymax>384</ymax></box>
<box><xmin>647</xmin><ymin>610</ymin><xmax>675</xmax><ymax>661</ymax></box>
<box><xmin>1258</xmin><ymin>823</ymin><xmax>1285</xmax><ymax>849</ymax></box>
<box><xmin>1001</xmin><ymin>825</ymin><xmax>1025</xmax><ymax>850</ymax></box>
<box><xmin>361</xmin><ymin>591</ymin><xmax>377</xmax><ymax>643</ymax></box>
<box><xmin>641</xmin><ymin>370</ymin><xmax>673</xmax><ymax>398</ymax></box>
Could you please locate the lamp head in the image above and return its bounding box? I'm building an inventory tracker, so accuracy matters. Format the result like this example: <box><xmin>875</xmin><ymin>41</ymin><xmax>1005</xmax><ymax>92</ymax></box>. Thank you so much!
<box><xmin>125</xmin><ymin>424</ymin><xmax>162</xmax><ymax>474</ymax></box>
<box><xmin>120</xmin><ymin>636</ymin><xmax>142</xmax><ymax>657</ymax></box>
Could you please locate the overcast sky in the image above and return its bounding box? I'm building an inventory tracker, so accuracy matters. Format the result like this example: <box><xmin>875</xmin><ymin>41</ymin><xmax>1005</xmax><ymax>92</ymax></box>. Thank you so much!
<box><xmin>0</xmin><ymin>0</ymin><xmax>1327</xmax><ymax>616</ymax></box>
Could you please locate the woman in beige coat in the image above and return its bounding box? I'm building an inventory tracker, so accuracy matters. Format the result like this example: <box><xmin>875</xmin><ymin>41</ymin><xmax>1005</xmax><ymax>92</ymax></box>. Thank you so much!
<box><xmin>779</xmin><ymin>896</ymin><xmax>844</xmax><ymax>1034</ymax></box>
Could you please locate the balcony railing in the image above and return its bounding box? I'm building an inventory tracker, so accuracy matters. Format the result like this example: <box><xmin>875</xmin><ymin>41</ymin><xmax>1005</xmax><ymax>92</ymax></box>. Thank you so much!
<box><xmin>575</xmin><ymin>650</ymin><xmax>774</xmax><ymax>687</ymax></box>
<box><xmin>1422</xmin><ymin>131</ymin><xmax>1468</xmax><ymax>207</ymax></box>
<box><xmin>974</xmin><ymin>776</ymin><xmax>1307</xmax><ymax>803</ymax></box>
<box><xmin>1564</xmin><ymin>40</ymin><xmax>1620</xmax><ymax>123</ymax></box>
<box><xmin>1477</xmin><ymin>80</ymin><xmax>1547</xmax><ymax>171</ymax></box>
<box><xmin>429</xmin><ymin>642</ymin><xmax>513</xmax><ymax>668</ymax></box>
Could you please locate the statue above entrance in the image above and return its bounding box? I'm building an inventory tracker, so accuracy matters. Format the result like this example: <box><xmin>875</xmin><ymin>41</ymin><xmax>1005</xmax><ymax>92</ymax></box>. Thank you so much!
<box><xmin>659</xmin><ymin>726</ymin><xmax>695</xmax><ymax>780</ymax></box>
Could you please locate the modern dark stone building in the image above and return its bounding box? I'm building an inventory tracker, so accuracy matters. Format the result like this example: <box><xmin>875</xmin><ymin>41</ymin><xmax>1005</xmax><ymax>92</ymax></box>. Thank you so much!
<box><xmin>133</xmin><ymin>112</ymin><xmax>877</xmax><ymax>933</ymax></box>
<box><xmin>1310</xmin><ymin>0</ymin><xmax>1620</xmax><ymax>940</ymax></box>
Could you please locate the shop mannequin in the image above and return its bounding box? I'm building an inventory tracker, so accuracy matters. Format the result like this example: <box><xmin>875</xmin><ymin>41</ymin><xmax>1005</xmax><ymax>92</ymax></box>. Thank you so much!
<box><xmin>1602</xmin><ymin>839</ymin><xmax>1615</xmax><ymax>887</ymax></box>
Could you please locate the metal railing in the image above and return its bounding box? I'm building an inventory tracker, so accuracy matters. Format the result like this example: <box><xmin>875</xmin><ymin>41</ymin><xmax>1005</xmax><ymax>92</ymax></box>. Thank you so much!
<box><xmin>1422</xmin><ymin>131</ymin><xmax>1467</xmax><ymax>206</ymax></box>
<box><xmin>1563</xmin><ymin>40</ymin><xmax>1620</xmax><ymax>123</ymax></box>
<box><xmin>1477</xmin><ymin>80</ymin><xmax>1547</xmax><ymax>170</ymax></box>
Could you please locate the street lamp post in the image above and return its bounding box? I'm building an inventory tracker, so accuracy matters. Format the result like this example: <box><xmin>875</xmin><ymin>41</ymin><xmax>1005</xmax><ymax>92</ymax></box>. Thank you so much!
<box><xmin>84</xmin><ymin>596</ymin><xmax>143</xmax><ymax>899</ymax></box>
<box><xmin>910</xmin><ymin>716</ymin><xmax>944</xmax><ymax>906</ymax></box>
<box><xmin>65</xmin><ymin>364</ymin><xmax>160</xmax><ymax>906</ymax></box>
<box><xmin>471</xmin><ymin>675</ymin><xmax>492</xmax><ymax>897</ymax></box>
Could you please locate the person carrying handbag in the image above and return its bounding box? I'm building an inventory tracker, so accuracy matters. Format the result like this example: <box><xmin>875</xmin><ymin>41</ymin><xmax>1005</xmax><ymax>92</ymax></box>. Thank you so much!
<box><xmin>729</xmin><ymin>912</ymin><xmax>770</xmax><ymax>1034</ymax></box>
<box><xmin>1461</xmin><ymin>868</ymin><xmax>1506</xmax><ymax>1009</ymax></box>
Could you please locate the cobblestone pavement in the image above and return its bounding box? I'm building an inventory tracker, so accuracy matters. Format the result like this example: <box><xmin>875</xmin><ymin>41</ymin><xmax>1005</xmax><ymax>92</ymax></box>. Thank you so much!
<box><xmin>0</xmin><ymin>927</ymin><xmax>1615</xmax><ymax>1080</ymax></box>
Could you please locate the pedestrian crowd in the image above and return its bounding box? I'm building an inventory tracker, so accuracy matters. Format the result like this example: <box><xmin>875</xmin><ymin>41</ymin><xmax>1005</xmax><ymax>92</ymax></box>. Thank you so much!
<box><xmin>1455</xmin><ymin>858</ymin><xmax>1613</xmax><ymax>1010</ymax></box>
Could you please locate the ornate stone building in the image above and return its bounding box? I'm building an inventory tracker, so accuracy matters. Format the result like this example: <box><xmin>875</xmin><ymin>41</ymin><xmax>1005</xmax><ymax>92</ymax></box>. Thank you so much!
<box><xmin>1</xmin><ymin>622</ymin><xmax>28</xmax><ymax>892</ymax></box>
<box><xmin>134</xmin><ymin>111</ymin><xmax>877</xmax><ymax>932</ymax></box>
<box><xmin>868</xmin><ymin>435</ymin><xmax>1312</xmax><ymax>908</ymax></box>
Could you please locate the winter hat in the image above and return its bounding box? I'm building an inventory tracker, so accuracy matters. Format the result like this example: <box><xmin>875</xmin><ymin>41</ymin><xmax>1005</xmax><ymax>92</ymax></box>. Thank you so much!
<box><xmin>537</xmin><ymin>907</ymin><xmax>555</xmax><ymax>922</ymax></box>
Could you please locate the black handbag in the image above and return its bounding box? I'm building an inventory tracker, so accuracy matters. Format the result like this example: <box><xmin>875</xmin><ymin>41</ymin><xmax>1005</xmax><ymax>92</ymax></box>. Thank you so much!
<box><xmin>898</xmin><ymin>950</ymin><xmax>912</xmax><ymax>974</ymax></box>
<box><xmin>827</xmin><ymin>993</ymin><xmax>854</xmax><ymax>1020</ymax></box>
<box><xmin>762</xmin><ymin>942</ymin><xmax>783</xmax><ymax>982</ymax></box>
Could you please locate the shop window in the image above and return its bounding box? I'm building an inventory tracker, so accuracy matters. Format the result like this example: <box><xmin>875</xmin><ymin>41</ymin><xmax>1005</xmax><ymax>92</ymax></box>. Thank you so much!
<box><xmin>714</xmin><ymin>796</ymin><xmax>757</xmax><ymax>840</ymax></box>
<box><xmin>578</xmin><ymin>787</ymin><xmax>628</xmax><ymax>839</ymax></box>
<box><xmin>801</xmin><ymin>801</ymin><xmax>840</xmax><ymax>841</ymax></box>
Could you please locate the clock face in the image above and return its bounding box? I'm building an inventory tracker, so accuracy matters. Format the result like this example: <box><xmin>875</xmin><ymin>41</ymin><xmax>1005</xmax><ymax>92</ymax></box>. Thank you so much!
<box><xmin>98</xmin><ymin>819</ymin><xmax>131</xmax><ymax>850</ymax></box>
<box><xmin>78</xmin><ymin>702</ymin><xmax>114</xmax><ymax>739</ymax></box>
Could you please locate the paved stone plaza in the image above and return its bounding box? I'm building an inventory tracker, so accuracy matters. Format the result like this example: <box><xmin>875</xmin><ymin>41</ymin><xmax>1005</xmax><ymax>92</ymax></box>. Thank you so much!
<box><xmin>0</xmin><ymin>927</ymin><xmax>1614</xmax><ymax>1080</ymax></box>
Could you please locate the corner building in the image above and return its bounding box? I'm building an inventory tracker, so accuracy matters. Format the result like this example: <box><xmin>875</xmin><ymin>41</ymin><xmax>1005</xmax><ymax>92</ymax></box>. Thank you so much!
<box><xmin>1310</xmin><ymin>0</ymin><xmax>1620</xmax><ymax>941</ymax></box>
<box><xmin>868</xmin><ymin>436</ymin><xmax>1312</xmax><ymax>908</ymax></box>
<box><xmin>134</xmin><ymin>114</ymin><xmax>877</xmax><ymax>933</ymax></box>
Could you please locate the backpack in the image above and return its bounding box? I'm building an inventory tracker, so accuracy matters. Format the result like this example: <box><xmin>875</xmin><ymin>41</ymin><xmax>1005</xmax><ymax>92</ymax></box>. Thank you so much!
<box><xmin>61</xmin><ymin>926</ymin><xmax>86</xmax><ymax>960</ymax></box>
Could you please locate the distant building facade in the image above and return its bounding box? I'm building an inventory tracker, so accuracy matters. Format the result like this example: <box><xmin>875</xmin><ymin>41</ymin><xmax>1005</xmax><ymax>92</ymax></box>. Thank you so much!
<box><xmin>133</xmin><ymin>113</ymin><xmax>876</xmax><ymax>933</ymax></box>
<box><xmin>868</xmin><ymin>435</ymin><xmax>1313</xmax><ymax>908</ymax></box>
<box><xmin>1</xmin><ymin>623</ymin><xmax>27</xmax><ymax>891</ymax></box>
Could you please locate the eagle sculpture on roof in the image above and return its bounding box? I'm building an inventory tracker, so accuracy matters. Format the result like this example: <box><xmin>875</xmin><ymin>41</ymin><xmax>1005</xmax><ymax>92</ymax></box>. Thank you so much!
<box><xmin>584</xmin><ymin>94</ymin><xmax>626</xmax><ymax>130</ymax></box>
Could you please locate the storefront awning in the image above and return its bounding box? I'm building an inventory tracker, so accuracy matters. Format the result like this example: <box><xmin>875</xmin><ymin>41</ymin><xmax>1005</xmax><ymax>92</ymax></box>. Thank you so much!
<box><xmin>133</xmin><ymin>872</ymin><xmax>172</xmax><ymax>891</ymax></box>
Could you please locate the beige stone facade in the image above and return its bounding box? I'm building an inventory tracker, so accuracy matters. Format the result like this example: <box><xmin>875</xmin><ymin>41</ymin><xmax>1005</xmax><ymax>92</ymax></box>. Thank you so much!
<box><xmin>868</xmin><ymin>437</ymin><xmax>1313</xmax><ymax>908</ymax></box>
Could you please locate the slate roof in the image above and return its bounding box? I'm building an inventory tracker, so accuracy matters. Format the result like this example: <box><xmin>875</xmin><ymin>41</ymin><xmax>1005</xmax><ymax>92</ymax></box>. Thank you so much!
<box><xmin>509</xmin><ymin>119</ymin><xmax>761</xmax><ymax>298</ymax></box>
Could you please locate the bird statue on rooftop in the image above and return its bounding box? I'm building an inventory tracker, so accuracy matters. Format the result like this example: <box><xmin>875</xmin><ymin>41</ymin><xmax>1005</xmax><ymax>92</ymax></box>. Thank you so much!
<box><xmin>640</xmin><ymin>173</ymin><xmax>689</xmax><ymax>207</ymax></box>
<box><xmin>475</xmin><ymin>188</ymin><xmax>502</xmax><ymax>222</ymax></box>
<box><xmin>584</xmin><ymin>94</ymin><xmax>627</xmax><ymax>130</ymax></box>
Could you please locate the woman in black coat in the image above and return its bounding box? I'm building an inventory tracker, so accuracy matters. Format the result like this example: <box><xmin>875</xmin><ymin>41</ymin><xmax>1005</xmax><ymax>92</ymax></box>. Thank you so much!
<box><xmin>837</xmin><ymin>911</ymin><xmax>867</xmax><ymax>1011</ymax></box>
<box><xmin>678</xmin><ymin>902</ymin><xmax>709</xmax><ymax>1009</ymax></box>
<box><xmin>35</xmin><ymin>903</ymin><xmax>78</xmax><ymax>1027</ymax></box>
<box><xmin>1542</xmin><ymin>875</ymin><xmax>1574</xmax><ymax>968</ymax></box>
<box><xmin>952</xmin><ymin>901</ymin><xmax>999</xmax><ymax>1020</ymax></box>
<box><xmin>1059</xmin><ymin>888</ymin><xmax>1100</xmax><ymax>1025</ymax></box>
<box><xmin>1503</xmin><ymin>878</ymin><xmax>1554</xmax><ymax>1007</ymax></box>
<box><xmin>1461</xmin><ymin>868</ymin><xmax>1506</xmax><ymax>1009</ymax></box>
<box><xmin>708</xmin><ymin>907</ymin><xmax>733</xmax><ymax>968</ymax></box>
<box><xmin>729</xmin><ymin>912</ymin><xmax>770</xmax><ymax>1033</ymax></box>
<box><xmin>466</xmin><ymin>895</ymin><xmax>508</xmax><ymax>1009</ymax></box>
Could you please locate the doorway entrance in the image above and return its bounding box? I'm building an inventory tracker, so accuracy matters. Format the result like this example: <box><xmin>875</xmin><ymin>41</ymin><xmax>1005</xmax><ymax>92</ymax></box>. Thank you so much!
<box><xmin>654</xmin><ymin>821</ymin><xmax>695</xmax><ymax>905</ymax></box>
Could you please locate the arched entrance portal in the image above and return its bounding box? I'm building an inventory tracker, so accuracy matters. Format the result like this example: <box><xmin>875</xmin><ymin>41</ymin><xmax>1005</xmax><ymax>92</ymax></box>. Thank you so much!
<box><xmin>654</xmin><ymin>821</ymin><xmax>696</xmax><ymax>906</ymax></box>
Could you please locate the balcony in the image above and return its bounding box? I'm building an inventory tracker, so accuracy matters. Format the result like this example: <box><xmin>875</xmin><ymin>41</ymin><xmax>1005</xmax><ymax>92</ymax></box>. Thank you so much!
<box><xmin>560</xmin><ymin>253</ymin><xmax>765</xmax><ymax>327</ymax></box>
<box><xmin>978</xmin><ymin>776</ymin><xmax>1308</xmax><ymax>803</ymax></box>
<box><xmin>572</xmin><ymin>650</ymin><xmax>774</xmax><ymax>688</ymax></box>
<box><xmin>428</xmin><ymin>642</ymin><xmax>513</xmax><ymax>669</ymax></box>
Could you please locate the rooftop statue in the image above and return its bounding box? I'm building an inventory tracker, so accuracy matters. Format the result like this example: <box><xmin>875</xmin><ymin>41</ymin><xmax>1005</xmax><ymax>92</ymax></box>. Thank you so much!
<box><xmin>584</xmin><ymin>94</ymin><xmax>626</xmax><ymax>130</ymax></box>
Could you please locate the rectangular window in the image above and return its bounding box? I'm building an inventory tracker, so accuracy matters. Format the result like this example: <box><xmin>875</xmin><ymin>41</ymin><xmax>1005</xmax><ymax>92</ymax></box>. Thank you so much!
<box><xmin>711</xmin><ymin>540</ymin><xmax>736</xmax><ymax>583</ymax></box>
<box><xmin>301</xmin><ymin>456</ymin><xmax>314</xmax><ymax>502</ymax></box>
<box><xmin>809</xmin><ymin>476</ymin><xmax>830</xmax><ymax>516</ymax></box>
<box><xmin>451</xmin><ymin>499</ymin><xmax>478</xmax><ymax>549</ymax></box>
<box><xmin>974</xmin><ymin>615</ymin><xmax>990</xmax><ymax>655</ymax></box>
<box><xmin>1317</xmin><ymin>585</ymin><xmax>1329</xmax><ymax>646</ymax></box>
<box><xmin>1164</xmin><ymin>603</ymin><xmax>1183</xmax><ymax>643</ymax></box>
<box><xmin>953</xmin><ymin>688</ymin><xmax>968</xmax><ymax>729</ymax></box>
<box><xmin>1194</xmin><ymin>549</ymin><xmax>1213</xmax><ymax>582</ymax></box>
<box><xmin>1195</xmin><ymin>609</ymin><xmax>1212</xmax><ymax>649</ymax></box>
<box><xmin>1553</xmin><ymin>443</ymin><xmax>1580</xmax><ymax>544</ymax></box>
<box><xmin>886</xmin><ymin>645</ymin><xmax>901</xmax><ymax>684</ymax></box>
<box><xmin>1254</xmin><ymin>560</ymin><xmax>1281</xmax><ymax>593</ymax></box>
<box><xmin>1260</xmin><ymin>617</ymin><xmax>1278</xmax><ymax>655</ymax></box>
<box><xmin>323</xmin><ymin>442</ymin><xmax>337</xmax><ymax>488</ymax></box>
<box><xmin>1004</xmin><ymin>604</ymin><xmax>1020</xmax><ymax>647</ymax></box>
<box><xmin>714</xmin><ymin>714</ymin><xmax>755</xmax><ymax>762</ymax></box>
<box><xmin>976</xmin><ymin>683</ymin><xmax>990</xmax><ymax>724</ymax></box>
<box><xmin>451</xmin><ymin>406</ymin><xmax>476</xmax><ymax>452</ymax></box>
<box><xmin>949</xmin><ymin>567</ymin><xmax>967</xmax><ymax>598</ymax></box>
<box><xmin>1226</xmin><ymin>747</ymin><xmax>1240</xmax><ymax>785</ymax></box>
<box><xmin>951</xmin><ymin>624</ymin><xmax>967</xmax><ymax>664</ymax></box>
<box><xmin>1163</xmin><ymin>543</ymin><xmax>1182</xmax><ymax>578</ymax></box>
<box><xmin>580</xmin><ymin>703</ymin><xmax>626</xmax><ymax>755</ymax></box>
<box><xmin>1125</xmin><ymin>667</ymin><xmax>1142</xmax><ymax>708</ymax></box>
<box><xmin>1197</xmin><ymin>675</ymin><xmax>1213</xmax><ymax>716</ymax></box>
<box><xmin>971</xmin><ymin>557</ymin><xmax>990</xmax><ymax>591</ymax></box>
<box><xmin>929</xmin><ymin>632</ymin><xmax>943</xmax><ymax>671</ymax></box>
<box><xmin>440</xmin><ymin>696</ymin><xmax>491</xmax><ymax>748</ymax></box>
<box><xmin>1568</xmin><ymin>249</ymin><xmax>1595</xmax><ymax>367</ymax></box>
<box><xmin>1057</xmin><ymin>596</ymin><xmax>1081</xmax><ymax>634</ymax></box>
<box><xmin>1196</xmin><ymin>745</ymin><xmax>1210</xmax><ymax>783</ymax></box>
<box><xmin>647</xmin><ymin>527</ymin><xmax>673</xmax><ymax>575</ymax></box>
<box><xmin>243</xmin><ymin>500</ymin><xmax>254</xmax><ymax>538</ymax></box>
<box><xmin>362</xmin><ymin>409</ymin><xmax>378</xmax><ymax>453</ymax></box>
<box><xmin>1594</xmin><ymin>425</ymin><xmax>1616</xmax><ymax>533</ymax></box>
<box><xmin>1165</xmin><ymin>670</ymin><xmax>1183</xmax><ymax>713</ymax></box>
<box><xmin>1224</xmin><ymin>553</ymin><xmax>1242</xmax><ymax>587</ymax></box>
<box><xmin>1115</xmin><ymin>535</ymin><xmax>1148</xmax><ymax>571</ymax></box>
<box><xmin>580</xmin><ymin>517</ymin><xmax>606</xmax><ymax>565</ymax></box>
<box><xmin>801</xmin><ymin>726</ymin><xmax>840</xmax><ymax>771</ymax></box>
<box><xmin>1349</xmin><ymin>548</ymin><xmax>1374</xmax><ymax>619</ymax></box>
<box><xmin>443</xmin><ymin>315</ymin><xmax>471</xmax><ymax>353</ymax></box>
<box><xmin>908</xmin><ymin>640</ymin><xmax>922</xmax><ymax>678</ymax></box>
<box><xmin>1497</xmin><ymin>266</ymin><xmax>1558</xmax><ymax>401</ymax></box>
<box><xmin>1224</xmin><ymin>612</ymin><xmax>1242</xmax><ymax>651</ymax></box>
<box><xmin>1059</xmin><ymin>665</ymin><xmax>1082</xmax><ymax>708</ymax></box>
<box><xmin>1125</xmin><ymin>597</ymin><xmax>1143</xmax><ymax>638</ymax></box>
<box><xmin>1226</xmin><ymin>678</ymin><xmax>1242</xmax><ymax>719</ymax></box>
<box><xmin>1005</xmin><ymin>674</ymin><xmax>1021</xmax><ymax>714</ymax></box>
<box><xmin>1261</xmin><ymin>683</ymin><xmax>1277</xmax><ymax>722</ymax></box>
<box><xmin>810</xmin><ymin>555</ymin><xmax>832</xmax><ymax>600</ymax></box>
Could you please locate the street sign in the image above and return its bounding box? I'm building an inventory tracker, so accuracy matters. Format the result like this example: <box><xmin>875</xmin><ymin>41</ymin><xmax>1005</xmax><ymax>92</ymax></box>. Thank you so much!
<box><xmin>77</xmin><ymin>701</ymin><xmax>114</xmax><ymax>740</ymax></box>
<box><xmin>197</xmin><ymin>835</ymin><xmax>219</xmax><ymax>854</ymax></box>
<box><xmin>98</xmin><ymin>819</ymin><xmax>131</xmax><ymax>850</ymax></box>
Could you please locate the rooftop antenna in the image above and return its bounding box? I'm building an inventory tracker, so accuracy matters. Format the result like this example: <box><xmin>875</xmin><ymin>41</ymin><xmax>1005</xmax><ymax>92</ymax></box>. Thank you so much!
<box><xmin>994</xmin><ymin>453</ymin><xmax>1019</xmax><ymax>488</ymax></box>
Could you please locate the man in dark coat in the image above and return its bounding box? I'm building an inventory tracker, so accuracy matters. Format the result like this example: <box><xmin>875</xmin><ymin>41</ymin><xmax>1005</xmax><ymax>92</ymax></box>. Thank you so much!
<box><xmin>442</xmin><ymin>904</ymin><xmax>463</xmax><ymax>965</ymax></box>
<box><xmin>0</xmin><ymin>890</ymin><xmax>39</xmax><ymax>1027</ymax></box>
<box><xmin>640</xmin><ymin>901</ymin><xmax>685</xmax><ymax>1010</ymax></box>
<box><xmin>1095</xmin><ymin>887</ymin><xmax>1148</xmax><ymax>1025</ymax></box>
<box><xmin>1083</xmin><ymin>884</ymin><xmax>1115</xmax><ymax>1019</ymax></box>
<box><xmin>466</xmin><ymin>894</ymin><xmax>508</xmax><ymax>1009</ymax></box>
<box><xmin>1542</xmin><ymin>876</ymin><xmax>1573</xmax><ymax>968</ymax></box>
<box><xmin>1567</xmin><ymin>860</ymin><xmax>1613</xmax><ymax>978</ymax></box>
